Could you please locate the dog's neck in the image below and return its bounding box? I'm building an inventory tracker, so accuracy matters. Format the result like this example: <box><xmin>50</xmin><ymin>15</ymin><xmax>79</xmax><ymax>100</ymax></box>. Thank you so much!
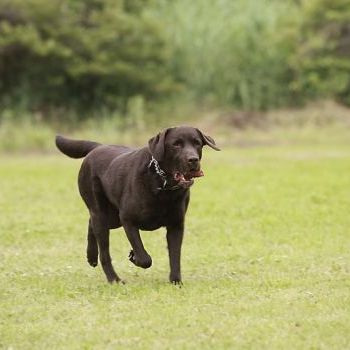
<box><xmin>147</xmin><ymin>156</ymin><xmax>181</xmax><ymax>191</ymax></box>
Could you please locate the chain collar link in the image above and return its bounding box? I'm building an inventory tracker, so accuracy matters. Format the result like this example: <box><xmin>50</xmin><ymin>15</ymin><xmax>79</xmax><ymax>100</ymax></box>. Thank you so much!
<box><xmin>148</xmin><ymin>156</ymin><xmax>181</xmax><ymax>191</ymax></box>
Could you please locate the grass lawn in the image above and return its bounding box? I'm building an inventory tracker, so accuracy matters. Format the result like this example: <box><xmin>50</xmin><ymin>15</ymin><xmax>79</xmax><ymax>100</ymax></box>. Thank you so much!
<box><xmin>1</xmin><ymin>131</ymin><xmax>350</xmax><ymax>349</ymax></box>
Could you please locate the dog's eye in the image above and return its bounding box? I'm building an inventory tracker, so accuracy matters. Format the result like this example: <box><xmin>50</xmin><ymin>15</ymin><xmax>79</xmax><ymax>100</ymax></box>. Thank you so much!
<box><xmin>173</xmin><ymin>140</ymin><xmax>183</xmax><ymax>147</ymax></box>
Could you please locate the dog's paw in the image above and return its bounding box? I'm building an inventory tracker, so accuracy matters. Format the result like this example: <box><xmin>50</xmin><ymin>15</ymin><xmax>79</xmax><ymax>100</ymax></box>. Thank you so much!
<box><xmin>170</xmin><ymin>274</ymin><xmax>183</xmax><ymax>286</ymax></box>
<box><xmin>87</xmin><ymin>257</ymin><xmax>98</xmax><ymax>267</ymax></box>
<box><xmin>170</xmin><ymin>280</ymin><xmax>183</xmax><ymax>287</ymax></box>
<box><xmin>128</xmin><ymin>250</ymin><xmax>135</xmax><ymax>263</ymax></box>
<box><xmin>87</xmin><ymin>247</ymin><xmax>98</xmax><ymax>267</ymax></box>
<box><xmin>128</xmin><ymin>250</ymin><xmax>152</xmax><ymax>269</ymax></box>
<box><xmin>107</xmin><ymin>277</ymin><xmax>126</xmax><ymax>285</ymax></box>
<box><xmin>169</xmin><ymin>272</ymin><xmax>183</xmax><ymax>286</ymax></box>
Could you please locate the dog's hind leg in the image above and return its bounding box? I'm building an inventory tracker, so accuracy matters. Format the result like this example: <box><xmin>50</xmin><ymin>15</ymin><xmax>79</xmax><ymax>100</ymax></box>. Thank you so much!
<box><xmin>87</xmin><ymin>205</ymin><xmax>120</xmax><ymax>268</ymax></box>
<box><xmin>90</xmin><ymin>214</ymin><xmax>123</xmax><ymax>283</ymax></box>
<box><xmin>87</xmin><ymin>219</ymin><xmax>98</xmax><ymax>267</ymax></box>
<box><xmin>79</xmin><ymin>170</ymin><xmax>122</xmax><ymax>283</ymax></box>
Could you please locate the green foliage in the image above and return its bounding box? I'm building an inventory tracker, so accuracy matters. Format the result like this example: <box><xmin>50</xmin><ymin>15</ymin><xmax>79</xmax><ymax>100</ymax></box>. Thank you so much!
<box><xmin>292</xmin><ymin>0</ymin><xmax>350</xmax><ymax>105</ymax></box>
<box><xmin>0</xmin><ymin>0</ymin><xmax>172</xmax><ymax>114</ymax></box>
<box><xmin>0</xmin><ymin>0</ymin><xmax>350</xmax><ymax>117</ymax></box>
<box><xmin>159</xmin><ymin>0</ymin><xmax>300</xmax><ymax>110</ymax></box>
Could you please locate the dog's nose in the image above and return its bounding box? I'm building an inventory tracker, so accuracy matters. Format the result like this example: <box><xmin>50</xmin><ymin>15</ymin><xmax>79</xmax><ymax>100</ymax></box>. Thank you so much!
<box><xmin>188</xmin><ymin>157</ymin><xmax>199</xmax><ymax>165</ymax></box>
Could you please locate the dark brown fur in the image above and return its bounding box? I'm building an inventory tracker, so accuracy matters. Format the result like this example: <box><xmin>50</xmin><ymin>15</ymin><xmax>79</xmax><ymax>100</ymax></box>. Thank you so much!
<box><xmin>55</xmin><ymin>126</ymin><xmax>220</xmax><ymax>284</ymax></box>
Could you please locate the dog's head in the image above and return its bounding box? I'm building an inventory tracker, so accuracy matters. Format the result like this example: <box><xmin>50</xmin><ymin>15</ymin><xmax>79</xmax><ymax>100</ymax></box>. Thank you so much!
<box><xmin>148</xmin><ymin>126</ymin><xmax>220</xmax><ymax>188</ymax></box>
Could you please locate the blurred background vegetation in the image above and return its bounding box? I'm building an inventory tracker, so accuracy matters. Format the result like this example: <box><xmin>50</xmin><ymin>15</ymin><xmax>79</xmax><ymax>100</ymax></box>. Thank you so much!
<box><xmin>0</xmin><ymin>0</ymin><xmax>350</xmax><ymax>150</ymax></box>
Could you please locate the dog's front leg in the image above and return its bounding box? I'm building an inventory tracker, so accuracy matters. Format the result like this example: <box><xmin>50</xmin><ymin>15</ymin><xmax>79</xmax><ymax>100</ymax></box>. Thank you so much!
<box><xmin>166</xmin><ymin>224</ymin><xmax>184</xmax><ymax>284</ymax></box>
<box><xmin>123</xmin><ymin>222</ymin><xmax>152</xmax><ymax>269</ymax></box>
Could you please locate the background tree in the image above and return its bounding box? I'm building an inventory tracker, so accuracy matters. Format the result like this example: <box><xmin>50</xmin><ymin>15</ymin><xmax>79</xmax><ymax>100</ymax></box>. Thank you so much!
<box><xmin>0</xmin><ymin>0</ymin><xmax>173</xmax><ymax>116</ymax></box>
<box><xmin>0</xmin><ymin>0</ymin><xmax>350</xmax><ymax>121</ymax></box>
<box><xmin>292</xmin><ymin>0</ymin><xmax>350</xmax><ymax>105</ymax></box>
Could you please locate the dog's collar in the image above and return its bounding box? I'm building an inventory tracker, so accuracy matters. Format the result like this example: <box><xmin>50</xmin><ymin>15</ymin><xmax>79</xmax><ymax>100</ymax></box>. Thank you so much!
<box><xmin>147</xmin><ymin>156</ymin><xmax>181</xmax><ymax>191</ymax></box>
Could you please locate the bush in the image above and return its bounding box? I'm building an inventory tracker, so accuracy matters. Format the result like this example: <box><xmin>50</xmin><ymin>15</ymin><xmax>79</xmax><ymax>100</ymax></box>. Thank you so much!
<box><xmin>159</xmin><ymin>0</ymin><xmax>300</xmax><ymax>110</ymax></box>
<box><xmin>0</xmin><ymin>0</ymin><xmax>173</xmax><ymax>116</ymax></box>
<box><xmin>292</xmin><ymin>0</ymin><xmax>350</xmax><ymax>106</ymax></box>
<box><xmin>1</xmin><ymin>0</ymin><xmax>350</xmax><ymax>118</ymax></box>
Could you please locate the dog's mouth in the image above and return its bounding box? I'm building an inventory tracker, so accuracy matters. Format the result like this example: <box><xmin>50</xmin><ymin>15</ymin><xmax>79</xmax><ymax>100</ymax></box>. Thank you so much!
<box><xmin>174</xmin><ymin>169</ymin><xmax>204</xmax><ymax>188</ymax></box>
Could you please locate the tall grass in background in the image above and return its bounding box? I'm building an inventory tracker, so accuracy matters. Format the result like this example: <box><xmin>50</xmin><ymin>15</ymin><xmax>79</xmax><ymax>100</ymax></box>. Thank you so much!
<box><xmin>158</xmin><ymin>0</ymin><xmax>299</xmax><ymax>110</ymax></box>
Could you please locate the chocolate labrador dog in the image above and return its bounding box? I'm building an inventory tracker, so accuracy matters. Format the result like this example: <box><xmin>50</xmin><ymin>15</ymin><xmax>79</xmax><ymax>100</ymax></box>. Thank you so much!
<box><xmin>55</xmin><ymin>126</ymin><xmax>220</xmax><ymax>284</ymax></box>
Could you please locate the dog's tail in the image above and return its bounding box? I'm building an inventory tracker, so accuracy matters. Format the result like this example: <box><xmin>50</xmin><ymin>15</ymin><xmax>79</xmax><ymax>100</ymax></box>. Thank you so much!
<box><xmin>55</xmin><ymin>135</ymin><xmax>101</xmax><ymax>159</ymax></box>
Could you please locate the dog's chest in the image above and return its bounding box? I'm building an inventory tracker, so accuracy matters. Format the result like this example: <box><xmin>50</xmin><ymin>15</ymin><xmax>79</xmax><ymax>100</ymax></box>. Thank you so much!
<box><xmin>137</xmin><ymin>197</ymin><xmax>184</xmax><ymax>230</ymax></box>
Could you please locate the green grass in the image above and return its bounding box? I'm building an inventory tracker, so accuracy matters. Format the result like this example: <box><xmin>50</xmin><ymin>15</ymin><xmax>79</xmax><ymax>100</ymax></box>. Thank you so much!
<box><xmin>1</xmin><ymin>132</ymin><xmax>350</xmax><ymax>349</ymax></box>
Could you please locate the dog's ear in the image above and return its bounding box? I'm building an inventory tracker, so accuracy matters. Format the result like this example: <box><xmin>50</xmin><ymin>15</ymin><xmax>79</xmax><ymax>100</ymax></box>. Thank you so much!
<box><xmin>196</xmin><ymin>129</ymin><xmax>221</xmax><ymax>151</ymax></box>
<box><xmin>148</xmin><ymin>128</ymin><xmax>172</xmax><ymax>161</ymax></box>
